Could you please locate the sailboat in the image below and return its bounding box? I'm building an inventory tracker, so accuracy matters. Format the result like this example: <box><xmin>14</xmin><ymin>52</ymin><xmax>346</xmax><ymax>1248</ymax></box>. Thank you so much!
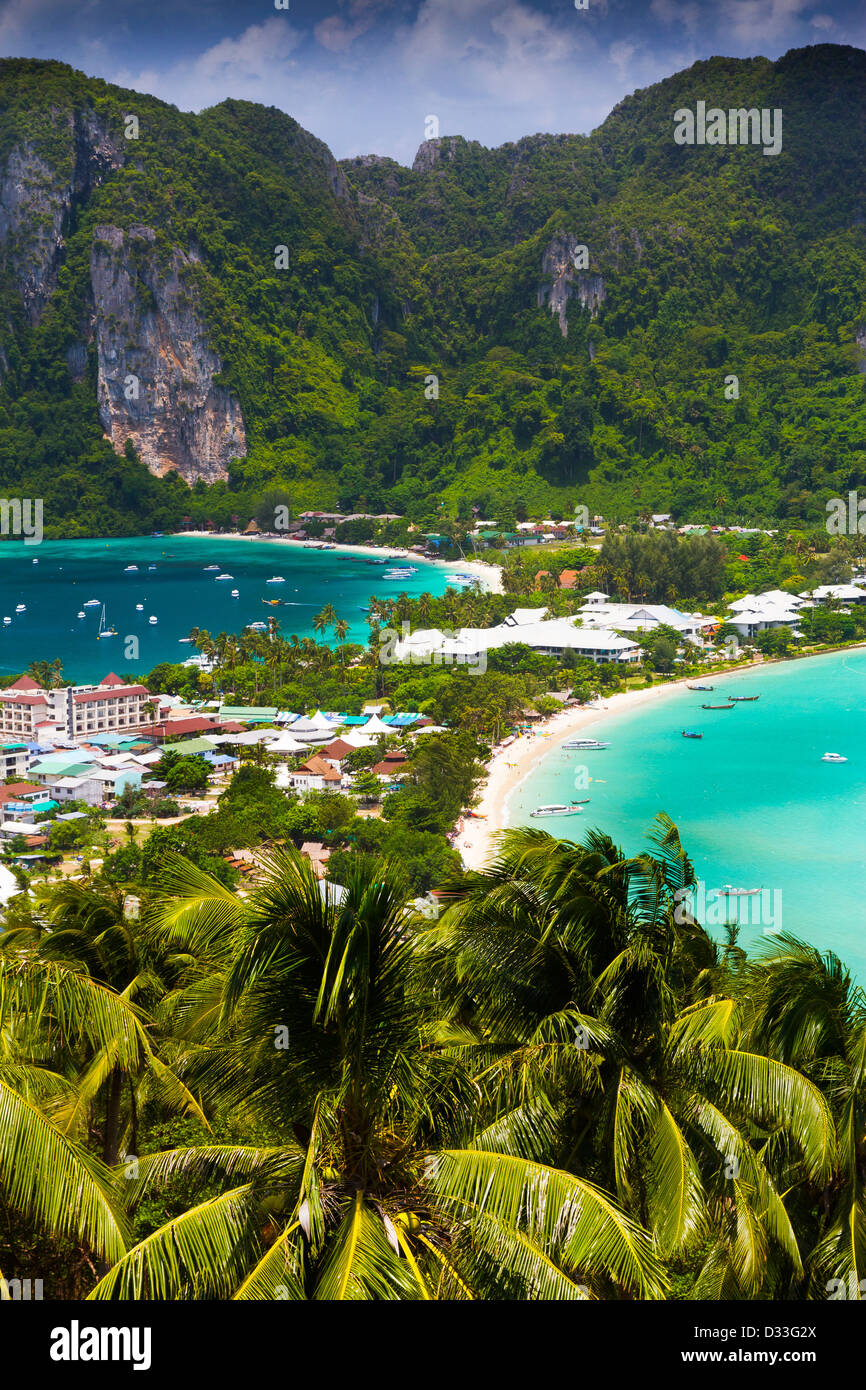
<box><xmin>97</xmin><ymin>604</ymin><xmax>118</xmax><ymax>639</ymax></box>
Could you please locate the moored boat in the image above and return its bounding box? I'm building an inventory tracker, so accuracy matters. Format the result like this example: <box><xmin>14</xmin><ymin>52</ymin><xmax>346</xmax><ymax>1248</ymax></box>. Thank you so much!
<box><xmin>687</xmin><ymin>684</ymin><xmax>713</xmax><ymax>691</ymax></box>
<box><xmin>681</xmin><ymin>730</ymin><xmax>703</xmax><ymax>739</ymax></box>
<box><xmin>821</xmin><ymin>752</ymin><xmax>847</xmax><ymax>763</ymax></box>
<box><xmin>702</xmin><ymin>702</ymin><xmax>735</xmax><ymax>709</ymax></box>
<box><xmin>730</xmin><ymin>695</ymin><xmax>760</xmax><ymax>702</ymax></box>
<box><xmin>530</xmin><ymin>802</ymin><xmax>589</xmax><ymax>818</ymax></box>
<box><xmin>562</xmin><ymin>738</ymin><xmax>609</xmax><ymax>750</ymax></box>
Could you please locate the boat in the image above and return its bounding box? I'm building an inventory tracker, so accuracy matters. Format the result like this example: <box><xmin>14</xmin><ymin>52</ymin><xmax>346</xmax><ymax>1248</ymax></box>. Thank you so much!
<box><xmin>15</xmin><ymin>604</ymin><xmax>25</xmax><ymax>613</ymax></box>
<box><xmin>246</xmin><ymin>621</ymin><xmax>268</xmax><ymax>632</ymax></box>
<box><xmin>262</xmin><ymin>598</ymin><xmax>282</xmax><ymax>606</ymax></box>
<box><xmin>530</xmin><ymin>803</ymin><xmax>589</xmax><ymax>818</ymax></box>
<box><xmin>821</xmin><ymin>752</ymin><xmax>848</xmax><ymax>763</ymax></box>
<box><xmin>2</xmin><ymin>617</ymin><xmax>9</xmax><ymax>626</ymax></box>
<box><xmin>730</xmin><ymin>695</ymin><xmax>760</xmax><ymax>702</ymax></box>
<box><xmin>203</xmin><ymin>565</ymin><xmax>220</xmax><ymax>571</ymax></box>
<box><xmin>702</xmin><ymin>702</ymin><xmax>735</xmax><ymax>710</ymax></box>
<box><xmin>77</xmin><ymin>610</ymin><xmax>85</xmax><ymax>619</ymax></box>
<box><xmin>266</xmin><ymin>576</ymin><xmax>286</xmax><ymax>584</ymax></box>
<box><xmin>32</xmin><ymin>558</ymin><xmax>37</xmax><ymax>564</ymax></box>
<box><xmin>149</xmin><ymin>615</ymin><xmax>158</xmax><ymax>625</ymax></box>
<box><xmin>148</xmin><ymin>565</ymin><xmax>157</xmax><ymax>571</ymax></box>
<box><xmin>96</xmin><ymin>604</ymin><xmax>118</xmax><ymax>639</ymax></box>
<box><xmin>215</xmin><ymin>574</ymin><xmax>233</xmax><ymax>581</ymax></box>
<box><xmin>687</xmin><ymin>684</ymin><xmax>713</xmax><ymax>691</ymax></box>
<box><xmin>720</xmin><ymin>886</ymin><xmax>761</xmax><ymax>896</ymax></box>
<box><xmin>681</xmin><ymin>730</ymin><xmax>703</xmax><ymax>739</ymax></box>
<box><xmin>124</xmin><ymin>565</ymin><xmax>138</xmax><ymax>572</ymax></box>
<box><xmin>178</xmin><ymin>637</ymin><xmax>193</xmax><ymax>644</ymax></box>
<box><xmin>562</xmin><ymin>738</ymin><xmax>609</xmax><ymax>750</ymax></box>
<box><xmin>136</xmin><ymin>603</ymin><xmax>144</xmax><ymax>611</ymax></box>
<box><xmin>231</xmin><ymin>590</ymin><xmax>239</xmax><ymax>598</ymax></box>
<box><xmin>83</xmin><ymin>598</ymin><xmax>101</xmax><ymax>608</ymax></box>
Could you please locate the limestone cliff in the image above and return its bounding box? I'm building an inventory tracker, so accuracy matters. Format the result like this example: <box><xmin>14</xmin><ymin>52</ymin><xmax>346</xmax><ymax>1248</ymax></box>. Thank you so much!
<box><xmin>0</xmin><ymin>109</ymin><xmax>123</xmax><ymax>325</ymax></box>
<box><xmin>538</xmin><ymin>232</ymin><xmax>606</xmax><ymax>337</ymax></box>
<box><xmin>86</xmin><ymin>225</ymin><xmax>246</xmax><ymax>483</ymax></box>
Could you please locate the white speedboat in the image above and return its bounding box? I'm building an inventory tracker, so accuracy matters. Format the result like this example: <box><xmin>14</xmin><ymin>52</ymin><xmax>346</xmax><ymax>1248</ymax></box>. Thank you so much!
<box><xmin>15</xmin><ymin>604</ymin><xmax>25</xmax><ymax>613</ymax></box>
<box><xmin>136</xmin><ymin>603</ymin><xmax>144</xmax><ymax>611</ymax></box>
<box><xmin>178</xmin><ymin>637</ymin><xmax>193</xmax><ymax>643</ymax></box>
<box><xmin>3</xmin><ymin>617</ymin><xmax>10</xmax><ymax>626</ymax></box>
<box><xmin>149</xmin><ymin>615</ymin><xmax>158</xmax><ymax>625</ymax></box>
<box><xmin>720</xmin><ymin>885</ymin><xmax>760</xmax><ymax>895</ymax></box>
<box><xmin>148</xmin><ymin>564</ymin><xmax>157</xmax><ymax>571</ymax></box>
<box><xmin>32</xmin><ymin>558</ymin><xmax>37</xmax><ymax>564</ymax></box>
<box><xmin>266</xmin><ymin>576</ymin><xmax>286</xmax><ymax>584</ymax></box>
<box><xmin>231</xmin><ymin>589</ymin><xmax>239</xmax><ymax>597</ymax></box>
<box><xmin>246</xmin><ymin>621</ymin><xmax>268</xmax><ymax>632</ymax></box>
<box><xmin>821</xmin><ymin>752</ymin><xmax>848</xmax><ymax>763</ymax></box>
<box><xmin>562</xmin><ymin>738</ymin><xmax>609</xmax><ymax>750</ymax></box>
<box><xmin>83</xmin><ymin>598</ymin><xmax>101</xmax><ymax>607</ymax></box>
<box><xmin>204</xmin><ymin>565</ymin><xmax>220</xmax><ymax>571</ymax></box>
<box><xmin>215</xmin><ymin>573</ymin><xmax>233</xmax><ymax>581</ymax></box>
<box><xmin>124</xmin><ymin>565</ymin><xmax>138</xmax><ymax>572</ymax></box>
<box><xmin>77</xmin><ymin>610</ymin><xmax>85</xmax><ymax>619</ymax></box>
<box><xmin>530</xmin><ymin>802</ymin><xmax>589</xmax><ymax>818</ymax></box>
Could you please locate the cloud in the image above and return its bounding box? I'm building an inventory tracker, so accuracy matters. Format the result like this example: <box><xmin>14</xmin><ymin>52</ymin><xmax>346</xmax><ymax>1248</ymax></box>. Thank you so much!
<box><xmin>609</xmin><ymin>39</ymin><xmax>636</xmax><ymax>80</ymax></box>
<box><xmin>649</xmin><ymin>0</ymin><xmax>702</xmax><ymax>36</ymax></box>
<box><xmin>810</xmin><ymin>13</ymin><xmax>836</xmax><ymax>29</ymax></box>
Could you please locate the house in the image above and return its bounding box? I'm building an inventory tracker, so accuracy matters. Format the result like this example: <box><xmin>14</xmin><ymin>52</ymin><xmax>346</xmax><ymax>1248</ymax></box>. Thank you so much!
<box><xmin>320</xmin><ymin>738</ymin><xmax>357</xmax><ymax>770</ymax></box>
<box><xmin>286</xmin><ymin>756</ymin><xmax>343</xmax><ymax>792</ymax></box>
<box><xmin>372</xmin><ymin>750</ymin><xmax>410</xmax><ymax>780</ymax></box>
<box><xmin>726</xmin><ymin>589</ymin><xmax>805</xmax><ymax>640</ymax></box>
<box><xmin>799</xmin><ymin>584</ymin><xmax>866</xmax><ymax>605</ymax></box>
<box><xmin>558</xmin><ymin>569</ymin><xmax>581</xmax><ymax>590</ymax></box>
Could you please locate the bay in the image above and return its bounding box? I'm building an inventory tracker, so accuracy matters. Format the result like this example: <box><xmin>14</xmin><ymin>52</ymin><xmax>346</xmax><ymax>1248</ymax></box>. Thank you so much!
<box><xmin>509</xmin><ymin>649</ymin><xmax>866</xmax><ymax>979</ymax></box>
<box><xmin>0</xmin><ymin>535</ymin><xmax>457</xmax><ymax>683</ymax></box>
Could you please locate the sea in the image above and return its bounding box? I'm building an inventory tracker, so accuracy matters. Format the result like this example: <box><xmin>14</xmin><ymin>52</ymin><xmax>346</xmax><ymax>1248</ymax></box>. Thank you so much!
<box><xmin>509</xmin><ymin>649</ymin><xmax>866</xmax><ymax>980</ymax></box>
<box><xmin>0</xmin><ymin>535</ymin><xmax>459</xmax><ymax>684</ymax></box>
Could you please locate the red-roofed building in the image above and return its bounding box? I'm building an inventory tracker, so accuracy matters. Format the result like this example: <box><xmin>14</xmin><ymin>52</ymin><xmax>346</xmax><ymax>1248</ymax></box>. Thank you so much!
<box><xmin>138</xmin><ymin>717</ymin><xmax>226</xmax><ymax>743</ymax></box>
<box><xmin>0</xmin><ymin>673</ymin><xmax>151</xmax><ymax>740</ymax></box>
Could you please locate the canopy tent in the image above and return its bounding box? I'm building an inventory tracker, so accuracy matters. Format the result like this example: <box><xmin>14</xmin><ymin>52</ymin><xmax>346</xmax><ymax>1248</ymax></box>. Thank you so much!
<box><xmin>291</xmin><ymin>711</ymin><xmax>338</xmax><ymax>733</ymax></box>
<box><xmin>266</xmin><ymin>733</ymin><xmax>309</xmax><ymax>754</ymax></box>
<box><xmin>359</xmin><ymin>714</ymin><xmax>392</xmax><ymax>736</ymax></box>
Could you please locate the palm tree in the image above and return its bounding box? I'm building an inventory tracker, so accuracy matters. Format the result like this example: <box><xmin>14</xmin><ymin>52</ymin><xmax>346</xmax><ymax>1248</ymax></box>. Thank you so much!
<box><xmin>424</xmin><ymin>818</ymin><xmax>833</xmax><ymax>1297</ymax></box>
<box><xmin>1</xmin><ymin>880</ymin><xmax>207</xmax><ymax>1166</ymax></box>
<box><xmin>88</xmin><ymin>852</ymin><xmax>666</xmax><ymax>1301</ymax></box>
<box><xmin>737</xmin><ymin>937</ymin><xmax>866</xmax><ymax>1297</ymax></box>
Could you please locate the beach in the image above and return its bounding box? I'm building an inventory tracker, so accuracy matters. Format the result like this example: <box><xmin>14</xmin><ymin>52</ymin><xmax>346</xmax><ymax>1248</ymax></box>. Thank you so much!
<box><xmin>177</xmin><ymin>531</ymin><xmax>504</xmax><ymax>595</ymax></box>
<box><xmin>458</xmin><ymin>662</ymin><xmax>766</xmax><ymax>869</ymax></box>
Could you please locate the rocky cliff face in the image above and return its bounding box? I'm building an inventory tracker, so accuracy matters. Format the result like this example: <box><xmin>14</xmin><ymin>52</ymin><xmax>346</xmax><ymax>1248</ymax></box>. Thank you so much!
<box><xmin>538</xmin><ymin>232</ymin><xmax>606</xmax><ymax>337</ymax></box>
<box><xmin>86</xmin><ymin>224</ymin><xmax>246</xmax><ymax>483</ymax></box>
<box><xmin>0</xmin><ymin>109</ymin><xmax>123</xmax><ymax>325</ymax></box>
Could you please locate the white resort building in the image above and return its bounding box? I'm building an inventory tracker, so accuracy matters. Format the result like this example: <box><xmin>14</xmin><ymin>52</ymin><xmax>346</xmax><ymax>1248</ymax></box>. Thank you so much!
<box><xmin>0</xmin><ymin>673</ymin><xmax>150</xmax><ymax>741</ymax></box>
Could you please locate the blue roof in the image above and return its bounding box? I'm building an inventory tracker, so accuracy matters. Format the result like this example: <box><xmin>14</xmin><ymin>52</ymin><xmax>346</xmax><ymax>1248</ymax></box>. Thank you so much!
<box><xmin>384</xmin><ymin>713</ymin><xmax>422</xmax><ymax>727</ymax></box>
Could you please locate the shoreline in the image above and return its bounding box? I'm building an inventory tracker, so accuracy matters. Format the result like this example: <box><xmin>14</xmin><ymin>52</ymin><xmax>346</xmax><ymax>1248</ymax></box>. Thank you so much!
<box><xmin>457</xmin><ymin>659</ymin><xmax>770</xmax><ymax>870</ymax></box>
<box><xmin>173</xmin><ymin>530</ymin><xmax>504</xmax><ymax>595</ymax></box>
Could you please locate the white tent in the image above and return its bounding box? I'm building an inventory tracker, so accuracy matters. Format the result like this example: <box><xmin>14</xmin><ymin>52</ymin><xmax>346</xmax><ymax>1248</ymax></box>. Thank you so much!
<box><xmin>292</xmin><ymin>710</ymin><xmax>338</xmax><ymax>733</ymax></box>
<box><xmin>359</xmin><ymin>714</ymin><xmax>392</xmax><ymax>736</ymax></box>
<box><xmin>214</xmin><ymin>729</ymin><xmax>282</xmax><ymax>746</ymax></box>
<box><xmin>267</xmin><ymin>732</ymin><xmax>309</xmax><ymax>754</ymax></box>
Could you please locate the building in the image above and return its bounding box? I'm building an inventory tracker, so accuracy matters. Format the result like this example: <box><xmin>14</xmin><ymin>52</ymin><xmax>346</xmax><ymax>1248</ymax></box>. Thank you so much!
<box><xmin>0</xmin><ymin>673</ymin><xmax>149</xmax><ymax>741</ymax></box>
<box><xmin>286</xmin><ymin>755</ymin><xmax>343</xmax><ymax>792</ymax></box>
<box><xmin>0</xmin><ymin>740</ymin><xmax>29</xmax><ymax>781</ymax></box>
<box><xmin>726</xmin><ymin>590</ymin><xmax>805</xmax><ymax>640</ymax></box>
<box><xmin>391</xmin><ymin>610</ymin><xmax>641</xmax><ymax>666</ymax></box>
<box><xmin>577</xmin><ymin>600</ymin><xmax>718</xmax><ymax>644</ymax></box>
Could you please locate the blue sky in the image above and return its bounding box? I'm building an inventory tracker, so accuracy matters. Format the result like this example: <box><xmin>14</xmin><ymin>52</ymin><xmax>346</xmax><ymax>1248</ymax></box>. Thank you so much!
<box><xmin>0</xmin><ymin>0</ymin><xmax>864</xmax><ymax>164</ymax></box>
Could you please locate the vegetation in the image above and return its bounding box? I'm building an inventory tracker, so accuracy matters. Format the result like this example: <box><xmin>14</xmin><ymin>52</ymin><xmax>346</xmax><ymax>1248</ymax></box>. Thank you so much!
<box><xmin>0</xmin><ymin>47</ymin><xmax>865</xmax><ymax>537</ymax></box>
<box><xmin>1</xmin><ymin>816</ymin><xmax>863</xmax><ymax>1300</ymax></box>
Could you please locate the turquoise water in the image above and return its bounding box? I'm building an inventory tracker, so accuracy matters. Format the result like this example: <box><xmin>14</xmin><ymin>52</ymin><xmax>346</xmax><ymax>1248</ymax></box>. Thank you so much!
<box><xmin>0</xmin><ymin>536</ymin><xmax>456</xmax><ymax>683</ymax></box>
<box><xmin>510</xmin><ymin>650</ymin><xmax>866</xmax><ymax>978</ymax></box>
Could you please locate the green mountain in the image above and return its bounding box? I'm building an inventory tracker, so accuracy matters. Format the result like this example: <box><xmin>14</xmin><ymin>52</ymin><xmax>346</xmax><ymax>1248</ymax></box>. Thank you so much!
<box><xmin>0</xmin><ymin>45</ymin><xmax>864</xmax><ymax>537</ymax></box>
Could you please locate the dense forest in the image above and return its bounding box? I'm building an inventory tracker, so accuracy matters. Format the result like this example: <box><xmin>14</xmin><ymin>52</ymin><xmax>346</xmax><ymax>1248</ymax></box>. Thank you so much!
<box><xmin>0</xmin><ymin>45</ymin><xmax>864</xmax><ymax>538</ymax></box>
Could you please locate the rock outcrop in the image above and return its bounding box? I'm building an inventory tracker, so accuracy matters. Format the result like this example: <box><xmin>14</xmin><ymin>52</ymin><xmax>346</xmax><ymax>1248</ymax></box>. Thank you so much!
<box><xmin>86</xmin><ymin>224</ymin><xmax>246</xmax><ymax>483</ymax></box>
<box><xmin>538</xmin><ymin>232</ymin><xmax>606</xmax><ymax>337</ymax></box>
<box><xmin>0</xmin><ymin>110</ymin><xmax>123</xmax><ymax>325</ymax></box>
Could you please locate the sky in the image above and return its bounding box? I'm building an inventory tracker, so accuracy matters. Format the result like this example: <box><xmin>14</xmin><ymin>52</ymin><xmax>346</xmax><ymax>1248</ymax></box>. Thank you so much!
<box><xmin>0</xmin><ymin>0</ymin><xmax>864</xmax><ymax>165</ymax></box>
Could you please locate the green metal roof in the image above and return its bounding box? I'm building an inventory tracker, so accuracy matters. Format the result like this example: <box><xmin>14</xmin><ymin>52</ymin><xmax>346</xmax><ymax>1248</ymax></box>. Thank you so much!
<box><xmin>161</xmin><ymin>737</ymin><xmax>218</xmax><ymax>755</ymax></box>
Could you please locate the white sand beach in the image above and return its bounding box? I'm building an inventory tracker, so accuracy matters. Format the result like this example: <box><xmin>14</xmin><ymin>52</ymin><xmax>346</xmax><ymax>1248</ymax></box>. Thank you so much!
<box><xmin>457</xmin><ymin>663</ymin><xmax>765</xmax><ymax>870</ymax></box>
<box><xmin>176</xmin><ymin>530</ymin><xmax>503</xmax><ymax>594</ymax></box>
